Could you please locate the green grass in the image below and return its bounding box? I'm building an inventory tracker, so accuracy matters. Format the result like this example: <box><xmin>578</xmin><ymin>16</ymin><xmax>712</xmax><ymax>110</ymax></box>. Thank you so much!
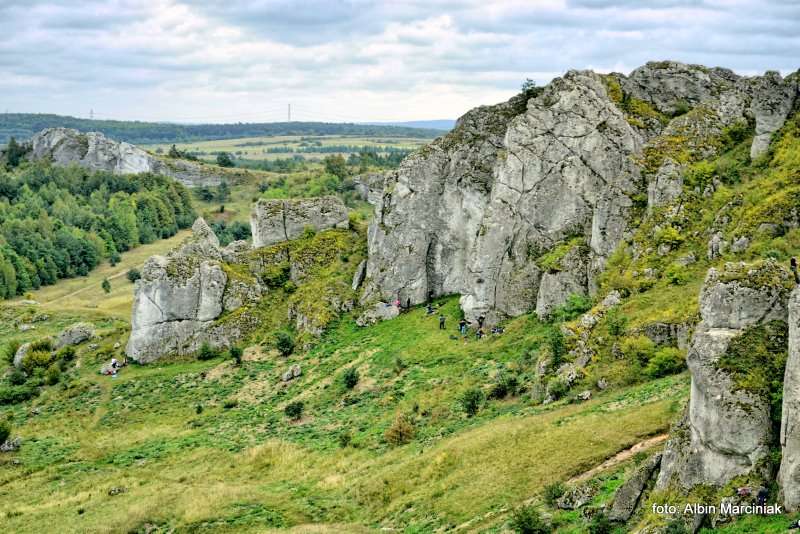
<box><xmin>0</xmin><ymin>297</ymin><xmax>687</xmax><ymax>533</ymax></box>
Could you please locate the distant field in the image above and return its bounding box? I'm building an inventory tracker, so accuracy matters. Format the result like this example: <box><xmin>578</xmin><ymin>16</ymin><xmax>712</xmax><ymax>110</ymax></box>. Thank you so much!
<box><xmin>10</xmin><ymin>230</ymin><xmax>191</xmax><ymax>319</ymax></box>
<box><xmin>143</xmin><ymin>134</ymin><xmax>435</xmax><ymax>161</ymax></box>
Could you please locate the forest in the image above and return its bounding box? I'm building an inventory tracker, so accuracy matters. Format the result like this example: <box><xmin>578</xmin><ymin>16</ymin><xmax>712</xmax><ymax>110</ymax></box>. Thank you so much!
<box><xmin>0</xmin><ymin>162</ymin><xmax>195</xmax><ymax>299</ymax></box>
<box><xmin>0</xmin><ymin>114</ymin><xmax>445</xmax><ymax>145</ymax></box>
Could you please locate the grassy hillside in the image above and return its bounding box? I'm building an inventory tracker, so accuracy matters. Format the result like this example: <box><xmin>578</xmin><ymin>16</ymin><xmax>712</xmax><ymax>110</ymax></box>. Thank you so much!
<box><xmin>0</xmin><ymin>297</ymin><xmax>686</xmax><ymax>533</ymax></box>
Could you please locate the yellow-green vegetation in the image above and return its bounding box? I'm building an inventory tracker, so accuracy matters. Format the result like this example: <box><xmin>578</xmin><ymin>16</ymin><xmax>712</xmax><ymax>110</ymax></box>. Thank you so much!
<box><xmin>535</xmin><ymin>236</ymin><xmax>587</xmax><ymax>273</ymax></box>
<box><xmin>143</xmin><ymin>135</ymin><xmax>433</xmax><ymax>162</ymax></box>
<box><xmin>9</xmin><ymin>230</ymin><xmax>190</xmax><ymax>318</ymax></box>
<box><xmin>0</xmin><ymin>295</ymin><xmax>687</xmax><ymax>533</ymax></box>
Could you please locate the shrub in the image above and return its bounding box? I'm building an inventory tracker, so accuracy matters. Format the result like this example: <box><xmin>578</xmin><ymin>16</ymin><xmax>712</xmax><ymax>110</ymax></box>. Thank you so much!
<box><xmin>275</xmin><ymin>331</ymin><xmax>295</xmax><ymax>357</ymax></box>
<box><xmin>101</xmin><ymin>278</ymin><xmax>111</xmax><ymax>293</ymax></box>
<box><xmin>44</xmin><ymin>364</ymin><xmax>61</xmax><ymax>386</ymax></box>
<box><xmin>8</xmin><ymin>369</ymin><xmax>26</xmax><ymax>386</ymax></box>
<box><xmin>384</xmin><ymin>413</ymin><xmax>415</xmax><ymax>446</ymax></box>
<box><xmin>655</xmin><ymin>226</ymin><xmax>684</xmax><ymax>248</ymax></box>
<box><xmin>0</xmin><ymin>385</ymin><xmax>38</xmax><ymax>405</ymax></box>
<box><xmin>229</xmin><ymin>346</ymin><xmax>243</xmax><ymax>365</ymax></box>
<box><xmin>459</xmin><ymin>387</ymin><xmax>484</xmax><ymax>417</ymax></box>
<box><xmin>302</xmin><ymin>225</ymin><xmax>317</xmax><ymax>239</ymax></box>
<box><xmin>29</xmin><ymin>339</ymin><xmax>52</xmax><ymax>352</ymax></box>
<box><xmin>620</xmin><ymin>335</ymin><xmax>655</xmax><ymax>366</ymax></box>
<box><xmin>127</xmin><ymin>269</ymin><xmax>142</xmax><ymax>283</ymax></box>
<box><xmin>197</xmin><ymin>342</ymin><xmax>221</xmax><ymax>361</ymax></box>
<box><xmin>284</xmin><ymin>401</ymin><xmax>304</xmax><ymax>420</ymax></box>
<box><xmin>605</xmin><ymin>308</ymin><xmax>628</xmax><ymax>337</ymax></box>
<box><xmin>488</xmin><ymin>372</ymin><xmax>519</xmax><ymax>400</ymax></box>
<box><xmin>222</xmin><ymin>398</ymin><xmax>238</xmax><ymax>409</ymax></box>
<box><xmin>195</xmin><ymin>404</ymin><xmax>203</xmax><ymax>415</ymax></box>
<box><xmin>4</xmin><ymin>340</ymin><xmax>21</xmax><ymax>364</ymax></box>
<box><xmin>664</xmin><ymin>263</ymin><xmax>689</xmax><ymax>286</ymax></box>
<box><xmin>645</xmin><ymin>347</ymin><xmax>687</xmax><ymax>378</ymax></box>
<box><xmin>509</xmin><ymin>505</ymin><xmax>550</xmax><ymax>534</ymax></box>
<box><xmin>338</xmin><ymin>431</ymin><xmax>352</xmax><ymax>448</ymax></box>
<box><xmin>546</xmin><ymin>377</ymin><xmax>568</xmax><ymax>400</ymax></box>
<box><xmin>21</xmin><ymin>350</ymin><xmax>55</xmax><ymax>374</ymax></box>
<box><xmin>0</xmin><ymin>421</ymin><xmax>10</xmax><ymax>444</ymax></box>
<box><xmin>341</xmin><ymin>367</ymin><xmax>359</xmax><ymax>390</ymax></box>
<box><xmin>551</xmin><ymin>293</ymin><xmax>592</xmax><ymax>322</ymax></box>
<box><xmin>588</xmin><ymin>513</ymin><xmax>613</xmax><ymax>534</ymax></box>
<box><xmin>57</xmin><ymin>346</ymin><xmax>76</xmax><ymax>362</ymax></box>
<box><xmin>544</xmin><ymin>329</ymin><xmax>566</xmax><ymax>368</ymax></box>
<box><xmin>542</xmin><ymin>481</ymin><xmax>567</xmax><ymax>507</ymax></box>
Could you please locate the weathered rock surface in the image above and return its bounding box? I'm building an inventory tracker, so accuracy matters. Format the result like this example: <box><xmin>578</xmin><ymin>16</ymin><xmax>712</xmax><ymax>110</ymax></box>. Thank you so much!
<box><xmin>54</xmin><ymin>323</ymin><xmax>95</xmax><ymax>350</ymax></box>
<box><xmin>657</xmin><ymin>262</ymin><xmax>792</xmax><ymax>489</ymax></box>
<box><xmin>779</xmin><ymin>286</ymin><xmax>800</xmax><ymax>511</ymax></box>
<box><xmin>28</xmin><ymin>128</ymin><xmax>223</xmax><ymax>187</ymax></box>
<box><xmin>126</xmin><ymin>218</ymin><xmax>240</xmax><ymax>362</ymax></box>
<box><xmin>363</xmin><ymin>62</ymin><xmax>798</xmax><ymax>323</ymax></box>
<box><xmin>609</xmin><ymin>453</ymin><xmax>662</xmax><ymax>522</ymax></box>
<box><xmin>251</xmin><ymin>197</ymin><xmax>349</xmax><ymax>248</ymax></box>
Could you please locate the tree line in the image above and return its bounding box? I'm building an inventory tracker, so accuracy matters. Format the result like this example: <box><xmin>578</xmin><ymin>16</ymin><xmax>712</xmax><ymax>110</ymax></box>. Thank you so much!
<box><xmin>0</xmin><ymin>114</ymin><xmax>444</xmax><ymax>145</ymax></box>
<box><xmin>0</xmin><ymin>162</ymin><xmax>195</xmax><ymax>299</ymax></box>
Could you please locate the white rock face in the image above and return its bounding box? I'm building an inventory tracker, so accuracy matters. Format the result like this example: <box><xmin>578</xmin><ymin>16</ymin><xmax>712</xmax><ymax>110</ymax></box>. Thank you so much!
<box><xmin>363</xmin><ymin>62</ymin><xmax>798</xmax><ymax>323</ymax></box>
<box><xmin>30</xmin><ymin>128</ymin><xmax>163</xmax><ymax>175</ymax></box>
<box><xmin>126</xmin><ymin>218</ymin><xmax>233</xmax><ymax>363</ymax></box>
<box><xmin>251</xmin><ymin>197</ymin><xmax>349</xmax><ymax>248</ymax></box>
<box><xmin>27</xmin><ymin>127</ymin><xmax>223</xmax><ymax>187</ymax></box>
<box><xmin>779</xmin><ymin>286</ymin><xmax>800</xmax><ymax>511</ymax></box>
<box><xmin>657</xmin><ymin>262</ymin><xmax>792</xmax><ymax>489</ymax></box>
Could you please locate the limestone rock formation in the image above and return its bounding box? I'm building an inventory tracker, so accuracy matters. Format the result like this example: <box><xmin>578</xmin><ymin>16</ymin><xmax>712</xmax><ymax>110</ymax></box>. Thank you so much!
<box><xmin>608</xmin><ymin>453</ymin><xmax>662</xmax><ymax>522</ymax></box>
<box><xmin>126</xmin><ymin>218</ymin><xmax>243</xmax><ymax>362</ymax></box>
<box><xmin>656</xmin><ymin>261</ymin><xmax>792</xmax><ymax>489</ymax></box>
<box><xmin>54</xmin><ymin>323</ymin><xmax>95</xmax><ymax>350</ymax></box>
<box><xmin>362</xmin><ymin>62</ymin><xmax>798</xmax><ymax>323</ymax></box>
<box><xmin>251</xmin><ymin>197</ymin><xmax>349</xmax><ymax>248</ymax></box>
<box><xmin>779</xmin><ymin>286</ymin><xmax>800</xmax><ymax>511</ymax></box>
<box><xmin>28</xmin><ymin>128</ymin><xmax>223</xmax><ymax>187</ymax></box>
<box><xmin>29</xmin><ymin>128</ymin><xmax>162</xmax><ymax>175</ymax></box>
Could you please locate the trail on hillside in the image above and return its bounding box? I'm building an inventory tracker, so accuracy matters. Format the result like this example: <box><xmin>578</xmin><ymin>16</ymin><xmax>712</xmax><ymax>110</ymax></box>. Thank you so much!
<box><xmin>453</xmin><ymin>433</ymin><xmax>668</xmax><ymax>532</ymax></box>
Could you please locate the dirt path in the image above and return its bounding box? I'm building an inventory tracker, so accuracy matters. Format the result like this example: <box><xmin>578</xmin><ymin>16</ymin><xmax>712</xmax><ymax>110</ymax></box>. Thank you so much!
<box><xmin>44</xmin><ymin>268</ymin><xmax>131</xmax><ymax>304</ymax></box>
<box><xmin>568</xmin><ymin>433</ymin><xmax>668</xmax><ymax>483</ymax></box>
<box><xmin>452</xmin><ymin>433</ymin><xmax>668</xmax><ymax>532</ymax></box>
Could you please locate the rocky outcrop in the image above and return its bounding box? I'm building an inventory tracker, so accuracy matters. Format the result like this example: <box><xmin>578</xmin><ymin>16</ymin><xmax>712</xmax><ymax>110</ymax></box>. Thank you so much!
<box><xmin>54</xmin><ymin>323</ymin><xmax>95</xmax><ymax>349</ymax></box>
<box><xmin>28</xmin><ymin>128</ymin><xmax>223</xmax><ymax>187</ymax></box>
<box><xmin>250</xmin><ymin>197</ymin><xmax>349</xmax><ymax>248</ymax></box>
<box><xmin>363</xmin><ymin>62</ymin><xmax>798</xmax><ymax>323</ymax></box>
<box><xmin>779</xmin><ymin>286</ymin><xmax>800</xmax><ymax>511</ymax></box>
<box><xmin>126</xmin><ymin>218</ymin><xmax>254</xmax><ymax>362</ymax></box>
<box><xmin>608</xmin><ymin>453</ymin><xmax>662</xmax><ymax>522</ymax></box>
<box><xmin>30</xmin><ymin>128</ymin><xmax>162</xmax><ymax>175</ymax></box>
<box><xmin>657</xmin><ymin>261</ymin><xmax>792</xmax><ymax>489</ymax></box>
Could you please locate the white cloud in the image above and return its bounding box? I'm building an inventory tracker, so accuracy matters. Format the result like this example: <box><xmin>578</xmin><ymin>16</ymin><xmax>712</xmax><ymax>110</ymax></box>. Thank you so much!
<box><xmin>0</xmin><ymin>0</ymin><xmax>797</xmax><ymax>122</ymax></box>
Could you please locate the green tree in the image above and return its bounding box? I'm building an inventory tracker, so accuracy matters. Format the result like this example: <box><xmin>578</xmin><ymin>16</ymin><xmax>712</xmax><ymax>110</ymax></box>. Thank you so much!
<box><xmin>323</xmin><ymin>154</ymin><xmax>349</xmax><ymax>179</ymax></box>
<box><xmin>217</xmin><ymin>180</ymin><xmax>231</xmax><ymax>202</ymax></box>
<box><xmin>4</xmin><ymin>137</ymin><xmax>27</xmax><ymax>169</ymax></box>
<box><xmin>101</xmin><ymin>278</ymin><xmax>111</xmax><ymax>293</ymax></box>
<box><xmin>216</xmin><ymin>152</ymin><xmax>235</xmax><ymax>167</ymax></box>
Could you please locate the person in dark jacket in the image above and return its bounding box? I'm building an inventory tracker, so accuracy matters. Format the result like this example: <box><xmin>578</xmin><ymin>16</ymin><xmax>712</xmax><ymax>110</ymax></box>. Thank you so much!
<box><xmin>439</xmin><ymin>314</ymin><xmax>446</xmax><ymax>330</ymax></box>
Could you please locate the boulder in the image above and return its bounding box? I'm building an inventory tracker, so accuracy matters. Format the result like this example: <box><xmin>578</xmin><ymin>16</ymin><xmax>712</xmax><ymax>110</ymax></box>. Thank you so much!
<box><xmin>54</xmin><ymin>322</ymin><xmax>95</xmax><ymax>350</ymax></box>
<box><xmin>351</xmin><ymin>259</ymin><xmax>367</xmax><ymax>291</ymax></box>
<box><xmin>657</xmin><ymin>261</ymin><xmax>792</xmax><ymax>490</ymax></box>
<box><xmin>779</xmin><ymin>286</ymin><xmax>800</xmax><ymax>511</ymax></box>
<box><xmin>748</xmin><ymin>71</ymin><xmax>797</xmax><ymax>159</ymax></box>
<box><xmin>556</xmin><ymin>482</ymin><xmax>597</xmax><ymax>510</ymax></box>
<box><xmin>13</xmin><ymin>343</ymin><xmax>31</xmax><ymax>368</ymax></box>
<box><xmin>281</xmin><ymin>364</ymin><xmax>302</xmax><ymax>382</ymax></box>
<box><xmin>608</xmin><ymin>453</ymin><xmax>662</xmax><ymax>522</ymax></box>
<box><xmin>356</xmin><ymin>302</ymin><xmax>400</xmax><ymax>326</ymax></box>
<box><xmin>250</xmin><ymin>197</ymin><xmax>349</xmax><ymax>248</ymax></box>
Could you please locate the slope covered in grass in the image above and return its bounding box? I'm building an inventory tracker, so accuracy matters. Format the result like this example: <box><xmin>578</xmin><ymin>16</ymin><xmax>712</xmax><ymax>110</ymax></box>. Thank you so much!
<box><xmin>0</xmin><ymin>297</ymin><xmax>686</xmax><ymax>533</ymax></box>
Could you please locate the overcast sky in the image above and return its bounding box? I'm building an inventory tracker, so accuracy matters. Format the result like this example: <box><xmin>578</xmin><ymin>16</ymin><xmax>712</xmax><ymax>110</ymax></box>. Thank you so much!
<box><xmin>1</xmin><ymin>0</ymin><xmax>798</xmax><ymax>123</ymax></box>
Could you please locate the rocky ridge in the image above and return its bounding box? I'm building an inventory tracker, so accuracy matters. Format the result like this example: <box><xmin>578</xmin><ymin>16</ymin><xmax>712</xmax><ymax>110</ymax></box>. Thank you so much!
<box><xmin>362</xmin><ymin>62</ymin><xmax>798</xmax><ymax>324</ymax></box>
<box><xmin>28</xmin><ymin>127</ymin><xmax>223</xmax><ymax>187</ymax></box>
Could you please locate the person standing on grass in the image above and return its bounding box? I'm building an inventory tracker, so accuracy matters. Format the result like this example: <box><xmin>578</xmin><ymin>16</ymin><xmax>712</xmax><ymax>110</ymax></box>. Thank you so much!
<box><xmin>477</xmin><ymin>315</ymin><xmax>485</xmax><ymax>329</ymax></box>
<box><xmin>459</xmin><ymin>318</ymin><xmax>467</xmax><ymax>336</ymax></box>
<box><xmin>439</xmin><ymin>314</ymin><xmax>446</xmax><ymax>330</ymax></box>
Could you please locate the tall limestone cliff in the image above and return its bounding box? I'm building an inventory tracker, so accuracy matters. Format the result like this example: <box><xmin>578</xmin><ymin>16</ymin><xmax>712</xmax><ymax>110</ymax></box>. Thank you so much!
<box><xmin>28</xmin><ymin>127</ymin><xmax>224</xmax><ymax>187</ymax></box>
<box><xmin>656</xmin><ymin>261</ymin><xmax>792</xmax><ymax>490</ymax></box>
<box><xmin>362</xmin><ymin>62</ymin><xmax>797</xmax><ymax>323</ymax></box>
<box><xmin>779</xmin><ymin>285</ymin><xmax>800</xmax><ymax>510</ymax></box>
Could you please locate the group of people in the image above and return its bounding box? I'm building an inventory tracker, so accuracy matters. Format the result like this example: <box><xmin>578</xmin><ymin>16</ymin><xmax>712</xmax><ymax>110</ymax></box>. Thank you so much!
<box><xmin>422</xmin><ymin>301</ymin><xmax>503</xmax><ymax>340</ymax></box>
<box><xmin>101</xmin><ymin>356</ymin><xmax>127</xmax><ymax>376</ymax></box>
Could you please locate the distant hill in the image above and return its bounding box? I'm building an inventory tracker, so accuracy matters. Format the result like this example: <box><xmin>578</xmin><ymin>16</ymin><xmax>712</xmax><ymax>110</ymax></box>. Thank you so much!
<box><xmin>364</xmin><ymin>119</ymin><xmax>455</xmax><ymax>131</ymax></box>
<box><xmin>0</xmin><ymin>113</ymin><xmax>445</xmax><ymax>146</ymax></box>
